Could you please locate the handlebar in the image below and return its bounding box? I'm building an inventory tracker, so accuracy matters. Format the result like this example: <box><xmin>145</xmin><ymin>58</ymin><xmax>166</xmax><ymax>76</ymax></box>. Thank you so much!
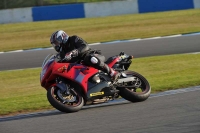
<box><xmin>119</xmin><ymin>52</ymin><xmax>134</xmax><ymax>60</ymax></box>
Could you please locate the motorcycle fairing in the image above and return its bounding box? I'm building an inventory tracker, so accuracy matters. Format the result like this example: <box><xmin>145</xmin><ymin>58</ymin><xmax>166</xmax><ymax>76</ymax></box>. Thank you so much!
<box><xmin>107</xmin><ymin>57</ymin><xmax>120</xmax><ymax>68</ymax></box>
<box><xmin>41</xmin><ymin>54</ymin><xmax>121</xmax><ymax>94</ymax></box>
<box><xmin>55</xmin><ymin>63</ymin><xmax>99</xmax><ymax>93</ymax></box>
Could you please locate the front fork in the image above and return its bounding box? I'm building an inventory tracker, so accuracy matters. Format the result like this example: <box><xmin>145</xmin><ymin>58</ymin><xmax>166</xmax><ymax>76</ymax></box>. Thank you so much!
<box><xmin>54</xmin><ymin>83</ymin><xmax>77</xmax><ymax>103</ymax></box>
<box><xmin>55</xmin><ymin>83</ymin><xmax>70</xmax><ymax>95</ymax></box>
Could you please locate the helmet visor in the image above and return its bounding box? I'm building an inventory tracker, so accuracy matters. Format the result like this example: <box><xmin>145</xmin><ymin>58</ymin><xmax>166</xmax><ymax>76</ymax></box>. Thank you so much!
<box><xmin>51</xmin><ymin>40</ymin><xmax>61</xmax><ymax>52</ymax></box>
<box><xmin>51</xmin><ymin>41</ymin><xmax>59</xmax><ymax>47</ymax></box>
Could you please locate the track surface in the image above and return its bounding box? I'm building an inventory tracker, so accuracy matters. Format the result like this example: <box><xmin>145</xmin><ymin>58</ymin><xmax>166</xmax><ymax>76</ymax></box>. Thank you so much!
<box><xmin>1</xmin><ymin>89</ymin><xmax>200</xmax><ymax>133</ymax></box>
<box><xmin>0</xmin><ymin>34</ymin><xmax>200</xmax><ymax>133</ymax></box>
<box><xmin>0</xmin><ymin>34</ymin><xmax>200</xmax><ymax>71</ymax></box>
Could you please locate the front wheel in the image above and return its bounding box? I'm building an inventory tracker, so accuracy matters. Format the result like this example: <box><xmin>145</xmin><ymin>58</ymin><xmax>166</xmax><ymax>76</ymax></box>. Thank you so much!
<box><xmin>47</xmin><ymin>86</ymin><xmax>84</xmax><ymax>113</ymax></box>
<box><xmin>118</xmin><ymin>71</ymin><xmax>151</xmax><ymax>102</ymax></box>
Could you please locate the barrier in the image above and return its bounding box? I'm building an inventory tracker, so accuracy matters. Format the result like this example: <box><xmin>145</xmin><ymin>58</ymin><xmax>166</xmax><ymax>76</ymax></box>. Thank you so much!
<box><xmin>0</xmin><ymin>8</ymin><xmax>32</xmax><ymax>24</ymax></box>
<box><xmin>0</xmin><ymin>0</ymin><xmax>200</xmax><ymax>24</ymax></box>
<box><xmin>84</xmin><ymin>0</ymin><xmax>138</xmax><ymax>18</ymax></box>
<box><xmin>193</xmin><ymin>0</ymin><xmax>200</xmax><ymax>8</ymax></box>
<box><xmin>32</xmin><ymin>4</ymin><xmax>85</xmax><ymax>21</ymax></box>
<box><xmin>138</xmin><ymin>0</ymin><xmax>194</xmax><ymax>13</ymax></box>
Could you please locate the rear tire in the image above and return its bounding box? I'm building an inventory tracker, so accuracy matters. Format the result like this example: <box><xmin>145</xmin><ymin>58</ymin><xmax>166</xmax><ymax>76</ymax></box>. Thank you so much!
<box><xmin>118</xmin><ymin>71</ymin><xmax>151</xmax><ymax>102</ymax></box>
<box><xmin>47</xmin><ymin>86</ymin><xmax>84</xmax><ymax>113</ymax></box>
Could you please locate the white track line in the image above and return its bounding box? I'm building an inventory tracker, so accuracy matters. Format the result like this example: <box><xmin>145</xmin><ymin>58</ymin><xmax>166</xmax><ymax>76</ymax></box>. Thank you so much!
<box><xmin>0</xmin><ymin>32</ymin><xmax>199</xmax><ymax>54</ymax></box>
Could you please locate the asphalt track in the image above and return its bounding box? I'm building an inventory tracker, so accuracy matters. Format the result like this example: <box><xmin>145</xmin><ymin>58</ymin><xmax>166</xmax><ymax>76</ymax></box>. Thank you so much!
<box><xmin>0</xmin><ymin>34</ymin><xmax>200</xmax><ymax>133</ymax></box>
<box><xmin>0</xmin><ymin>87</ymin><xmax>200</xmax><ymax>133</ymax></box>
<box><xmin>0</xmin><ymin>34</ymin><xmax>200</xmax><ymax>70</ymax></box>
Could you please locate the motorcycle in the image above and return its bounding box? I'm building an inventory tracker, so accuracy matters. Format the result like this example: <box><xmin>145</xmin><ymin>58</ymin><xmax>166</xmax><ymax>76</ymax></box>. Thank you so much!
<box><xmin>40</xmin><ymin>52</ymin><xmax>151</xmax><ymax>113</ymax></box>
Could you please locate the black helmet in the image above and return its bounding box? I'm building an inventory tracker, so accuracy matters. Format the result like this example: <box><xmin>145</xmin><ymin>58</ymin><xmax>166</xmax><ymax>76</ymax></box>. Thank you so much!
<box><xmin>50</xmin><ymin>30</ymin><xmax>69</xmax><ymax>52</ymax></box>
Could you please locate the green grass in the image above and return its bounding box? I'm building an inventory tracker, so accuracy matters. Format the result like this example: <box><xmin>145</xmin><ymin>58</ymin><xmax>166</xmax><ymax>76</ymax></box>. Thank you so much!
<box><xmin>0</xmin><ymin>69</ymin><xmax>52</xmax><ymax>116</ymax></box>
<box><xmin>0</xmin><ymin>53</ymin><xmax>200</xmax><ymax>116</ymax></box>
<box><xmin>0</xmin><ymin>9</ymin><xmax>200</xmax><ymax>52</ymax></box>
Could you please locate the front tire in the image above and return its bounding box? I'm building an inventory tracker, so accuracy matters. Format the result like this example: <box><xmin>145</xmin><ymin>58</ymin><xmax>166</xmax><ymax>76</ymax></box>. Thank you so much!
<box><xmin>47</xmin><ymin>86</ymin><xmax>84</xmax><ymax>113</ymax></box>
<box><xmin>118</xmin><ymin>71</ymin><xmax>151</xmax><ymax>102</ymax></box>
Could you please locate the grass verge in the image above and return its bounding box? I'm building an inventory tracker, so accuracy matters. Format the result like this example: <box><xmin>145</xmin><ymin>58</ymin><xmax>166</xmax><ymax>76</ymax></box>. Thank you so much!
<box><xmin>0</xmin><ymin>9</ymin><xmax>200</xmax><ymax>52</ymax></box>
<box><xmin>0</xmin><ymin>53</ymin><xmax>200</xmax><ymax>116</ymax></box>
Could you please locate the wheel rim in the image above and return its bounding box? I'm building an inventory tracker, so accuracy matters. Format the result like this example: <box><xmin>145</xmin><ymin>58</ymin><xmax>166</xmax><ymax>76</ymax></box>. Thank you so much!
<box><xmin>126</xmin><ymin>73</ymin><xmax>150</xmax><ymax>94</ymax></box>
<box><xmin>51</xmin><ymin>87</ymin><xmax>82</xmax><ymax>107</ymax></box>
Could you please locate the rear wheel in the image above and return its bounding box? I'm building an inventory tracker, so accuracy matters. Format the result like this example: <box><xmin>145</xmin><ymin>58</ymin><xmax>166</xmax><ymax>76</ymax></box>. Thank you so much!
<box><xmin>118</xmin><ymin>71</ymin><xmax>151</xmax><ymax>102</ymax></box>
<box><xmin>47</xmin><ymin>86</ymin><xmax>84</xmax><ymax>113</ymax></box>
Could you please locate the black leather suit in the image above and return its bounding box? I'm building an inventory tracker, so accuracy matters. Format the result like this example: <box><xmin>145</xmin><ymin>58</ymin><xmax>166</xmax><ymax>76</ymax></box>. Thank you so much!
<box><xmin>59</xmin><ymin>35</ymin><xmax>111</xmax><ymax>74</ymax></box>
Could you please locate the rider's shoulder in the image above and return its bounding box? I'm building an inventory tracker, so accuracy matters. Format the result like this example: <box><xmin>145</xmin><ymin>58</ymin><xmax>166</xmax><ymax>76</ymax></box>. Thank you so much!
<box><xmin>71</xmin><ymin>35</ymin><xmax>85</xmax><ymax>43</ymax></box>
<box><xmin>70</xmin><ymin>35</ymin><xmax>80</xmax><ymax>40</ymax></box>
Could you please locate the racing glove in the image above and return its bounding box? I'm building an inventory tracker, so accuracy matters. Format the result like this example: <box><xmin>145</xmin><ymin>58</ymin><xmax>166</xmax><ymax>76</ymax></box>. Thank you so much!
<box><xmin>64</xmin><ymin>49</ymin><xmax>79</xmax><ymax>61</ymax></box>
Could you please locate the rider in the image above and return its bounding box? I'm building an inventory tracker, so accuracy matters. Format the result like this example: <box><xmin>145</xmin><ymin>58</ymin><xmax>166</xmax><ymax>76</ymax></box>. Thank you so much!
<box><xmin>50</xmin><ymin>30</ymin><xmax>120</xmax><ymax>82</ymax></box>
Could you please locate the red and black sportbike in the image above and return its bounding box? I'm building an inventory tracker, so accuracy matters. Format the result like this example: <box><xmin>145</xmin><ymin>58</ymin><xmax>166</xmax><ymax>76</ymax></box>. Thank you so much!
<box><xmin>40</xmin><ymin>52</ymin><xmax>151</xmax><ymax>113</ymax></box>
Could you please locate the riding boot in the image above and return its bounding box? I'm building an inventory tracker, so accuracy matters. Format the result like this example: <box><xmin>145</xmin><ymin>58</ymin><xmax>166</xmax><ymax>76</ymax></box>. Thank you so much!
<box><xmin>109</xmin><ymin>68</ymin><xmax>121</xmax><ymax>82</ymax></box>
<box><xmin>102</xmin><ymin>64</ymin><xmax>120</xmax><ymax>82</ymax></box>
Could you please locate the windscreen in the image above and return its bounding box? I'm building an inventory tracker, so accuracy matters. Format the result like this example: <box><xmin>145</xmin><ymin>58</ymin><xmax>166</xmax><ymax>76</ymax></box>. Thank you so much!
<box><xmin>40</xmin><ymin>54</ymin><xmax>55</xmax><ymax>81</ymax></box>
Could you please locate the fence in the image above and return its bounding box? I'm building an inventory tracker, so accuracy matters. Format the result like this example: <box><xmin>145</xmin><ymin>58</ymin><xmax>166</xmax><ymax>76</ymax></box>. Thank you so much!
<box><xmin>1</xmin><ymin>0</ymin><xmax>200</xmax><ymax>24</ymax></box>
